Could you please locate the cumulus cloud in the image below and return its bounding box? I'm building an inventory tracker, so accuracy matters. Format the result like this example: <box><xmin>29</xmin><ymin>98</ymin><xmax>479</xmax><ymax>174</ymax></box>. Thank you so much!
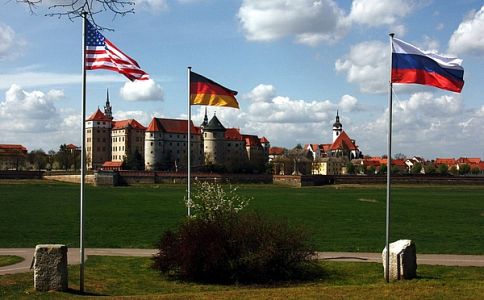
<box><xmin>0</xmin><ymin>85</ymin><xmax>83</xmax><ymax>151</ymax></box>
<box><xmin>191</xmin><ymin>84</ymin><xmax>363</xmax><ymax>148</ymax></box>
<box><xmin>0</xmin><ymin>23</ymin><xmax>26</xmax><ymax>61</ymax></box>
<box><xmin>348</xmin><ymin>0</ymin><xmax>416</xmax><ymax>26</ymax></box>
<box><xmin>0</xmin><ymin>72</ymin><xmax>124</xmax><ymax>89</ymax></box>
<box><xmin>237</xmin><ymin>0</ymin><xmax>349</xmax><ymax>46</ymax></box>
<box><xmin>119</xmin><ymin>79</ymin><xmax>164</xmax><ymax>101</ymax></box>
<box><xmin>339</xmin><ymin>95</ymin><xmax>360</xmax><ymax>112</ymax></box>
<box><xmin>448</xmin><ymin>5</ymin><xmax>484</xmax><ymax>56</ymax></box>
<box><xmin>245</xmin><ymin>84</ymin><xmax>277</xmax><ymax>103</ymax></box>
<box><xmin>351</xmin><ymin>92</ymin><xmax>484</xmax><ymax>158</ymax></box>
<box><xmin>0</xmin><ymin>84</ymin><xmax>61</xmax><ymax>132</ymax></box>
<box><xmin>135</xmin><ymin>0</ymin><xmax>169</xmax><ymax>12</ymax></box>
<box><xmin>113</xmin><ymin>110</ymin><xmax>163</xmax><ymax>125</ymax></box>
<box><xmin>335</xmin><ymin>40</ymin><xmax>389</xmax><ymax>94</ymax></box>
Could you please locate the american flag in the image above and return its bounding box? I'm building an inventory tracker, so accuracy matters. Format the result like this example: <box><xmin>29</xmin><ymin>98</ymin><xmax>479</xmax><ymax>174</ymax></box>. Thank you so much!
<box><xmin>85</xmin><ymin>21</ymin><xmax>149</xmax><ymax>81</ymax></box>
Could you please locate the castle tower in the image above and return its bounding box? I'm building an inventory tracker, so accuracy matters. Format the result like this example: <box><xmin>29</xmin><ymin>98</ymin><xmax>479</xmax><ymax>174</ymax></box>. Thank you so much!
<box><xmin>332</xmin><ymin>110</ymin><xmax>342</xmax><ymax>143</ymax></box>
<box><xmin>203</xmin><ymin>114</ymin><xmax>226</xmax><ymax>166</ymax></box>
<box><xmin>85</xmin><ymin>108</ymin><xmax>112</xmax><ymax>170</ymax></box>
<box><xmin>104</xmin><ymin>89</ymin><xmax>113</xmax><ymax>121</ymax></box>
<box><xmin>144</xmin><ymin>118</ymin><xmax>163</xmax><ymax>171</ymax></box>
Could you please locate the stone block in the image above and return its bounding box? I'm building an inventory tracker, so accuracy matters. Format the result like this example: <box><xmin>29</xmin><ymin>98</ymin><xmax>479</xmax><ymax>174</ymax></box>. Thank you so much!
<box><xmin>34</xmin><ymin>244</ymin><xmax>68</xmax><ymax>291</ymax></box>
<box><xmin>382</xmin><ymin>239</ymin><xmax>417</xmax><ymax>281</ymax></box>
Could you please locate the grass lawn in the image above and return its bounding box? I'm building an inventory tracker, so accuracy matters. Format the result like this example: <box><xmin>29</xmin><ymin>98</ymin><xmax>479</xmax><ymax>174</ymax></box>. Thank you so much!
<box><xmin>1</xmin><ymin>256</ymin><xmax>483</xmax><ymax>299</ymax></box>
<box><xmin>0</xmin><ymin>180</ymin><xmax>483</xmax><ymax>253</ymax></box>
<box><xmin>0</xmin><ymin>256</ymin><xmax>24</xmax><ymax>267</ymax></box>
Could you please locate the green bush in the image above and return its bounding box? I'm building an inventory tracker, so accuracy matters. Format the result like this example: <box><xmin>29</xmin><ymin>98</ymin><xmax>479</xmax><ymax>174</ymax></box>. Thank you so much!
<box><xmin>152</xmin><ymin>212</ymin><xmax>317</xmax><ymax>284</ymax></box>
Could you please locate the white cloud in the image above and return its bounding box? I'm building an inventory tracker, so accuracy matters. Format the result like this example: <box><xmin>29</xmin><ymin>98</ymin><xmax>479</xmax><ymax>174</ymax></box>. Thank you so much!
<box><xmin>113</xmin><ymin>110</ymin><xmax>163</xmax><ymax>125</ymax></box>
<box><xmin>339</xmin><ymin>94</ymin><xmax>360</xmax><ymax>112</ymax></box>
<box><xmin>245</xmin><ymin>84</ymin><xmax>277</xmax><ymax>103</ymax></box>
<box><xmin>135</xmin><ymin>0</ymin><xmax>169</xmax><ymax>12</ymax></box>
<box><xmin>237</xmin><ymin>0</ymin><xmax>349</xmax><ymax>46</ymax></box>
<box><xmin>448</xmin><ymin>5</ymin><xmax>484</xmax><ymax>56</ymax></box>
<box><xmin>0</xmin><ymin>72</ymin><xmax>124</xmax><ymax>89</ymax></box>
<box><xmin>191</xmin><ymin>84</ymin><xmax>363</xmax><ymax>148</ymax></box>
<box><xmin>335</xmin><ymin>40</ymin><xmax>389</xmax><ymax>94</ymax></box>
<box><xmin>119</xmin><ymin>79</ymin><xmax>164</xmax><ymax>101</ymax></box>
<box><xmin>348</xmin><ymin>0</ymin><xmax>416</xmax><ymax>26</ymax></box>
<box><xmin>350</xmin><ymin>92</ymin><xmax>484</xmax><ymax>158</ymax></box>
<box><xmin>0</xmin><ymin>23</ymin><xmax>25</xmax><ymax>61</ymax></box>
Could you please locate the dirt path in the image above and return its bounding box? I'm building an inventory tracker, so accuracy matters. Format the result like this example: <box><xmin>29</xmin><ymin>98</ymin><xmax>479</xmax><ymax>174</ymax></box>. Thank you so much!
<box><xmin>1</xmin><ymin>248</ymin><xmax>483</xmax><ymax>276</ymax></box>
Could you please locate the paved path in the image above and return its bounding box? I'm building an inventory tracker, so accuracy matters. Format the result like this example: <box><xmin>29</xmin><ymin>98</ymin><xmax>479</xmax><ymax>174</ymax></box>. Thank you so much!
<box><xmin>1</xmin><ymin>248</ymin><xmax>483</xmax><ymax>276</ymax></box>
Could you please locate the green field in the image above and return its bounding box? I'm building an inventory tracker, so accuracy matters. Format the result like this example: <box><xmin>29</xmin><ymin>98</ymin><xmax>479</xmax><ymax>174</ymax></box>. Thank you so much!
<box><xmin>0</xmin><ymin>180</ymin><xmax>483</xmax><ymax>254</ymax></box>
<box><xmin>1</xmin><ymin>256</ymin><xmax>483</xmax><ymax>299</ymax></box>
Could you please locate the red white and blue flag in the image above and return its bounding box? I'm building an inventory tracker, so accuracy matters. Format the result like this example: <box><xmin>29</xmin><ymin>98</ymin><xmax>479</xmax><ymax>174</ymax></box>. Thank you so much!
<box><xmin>85</xmin><ymin>21</ymin><xmax>149</xmax><ymax>81</ymax></box>
<box><xmin>391</xmin><ymin>38</ymin><xmax>464</xmax><ymax>93</ymax></box>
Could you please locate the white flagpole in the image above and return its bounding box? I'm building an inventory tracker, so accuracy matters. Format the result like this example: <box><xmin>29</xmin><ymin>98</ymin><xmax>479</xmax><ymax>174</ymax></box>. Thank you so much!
<box><xmin>80</xmin><ymin>11</ymin><xmax>87</xmax><ymax>292</ymax></box>
<box><xmin>385</xmin><ymin>33</ymin><xmax>395</xmax><ymax>283</ymax></box>
<box><xmin>187</xmin><ymin>67</ymin><xmax>192</xmax><ymax>217</ymax></box>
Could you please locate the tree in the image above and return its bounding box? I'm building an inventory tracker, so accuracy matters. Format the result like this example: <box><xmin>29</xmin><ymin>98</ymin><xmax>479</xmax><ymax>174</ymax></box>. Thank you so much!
<box><xmin>27</xmin><ymin>149</ymin><xmax>47</xmax><ymax>170</ymax></box>
<box><xmin>437</xmin><ymin>164</ymin><xmax>448</xmax><ymax>175</ymax></box>
<box><xmin>394</xmin><ymin>153</ymin><xmax>407</xmax><ymax>160</ymax></box>
<box><xmin>423</xmin><ymin>164</ymin><xmax>436</xmax><ymax>175</ymax></box>
<box><xmin>57</xmin><ymin>144</ymin><xmax>70</xmax><ymax>171</ymax></box>
<box><xmin>471</xmin><ymin>166</ymin><xmax>481</xmax><ymax>175</ymax></box>
<box><xmin>378</xmin><ymin>164</ymin><xmax>387</xmax><ymax>175</ymax></box>
<box><xmin>18</xmin><ymin>0</ymin><xmax>135</xmax><ymax>29</ymax></box>
<box><xmin>124</xmin><ymin>150</ymin><xmax>144</xmax><ymax>170</ymax></box>
<box><xmin>449</xmin><ymin>165</ymin><xmax>459</xmax><ymax>176</ymax></box>
<box><xmin>458</xmin><ymin>164</ymin><xmax>471</xmax><ymax>175</ymax></box>
<box><xmin>410</xmin><ymin>162</ymin><xmax>422</xmax><ymax>174</ymax></box>
<box><xmin>346</xmin><ymin>162</ymin><xmax>356</xmax><ymax>174</ymax></box>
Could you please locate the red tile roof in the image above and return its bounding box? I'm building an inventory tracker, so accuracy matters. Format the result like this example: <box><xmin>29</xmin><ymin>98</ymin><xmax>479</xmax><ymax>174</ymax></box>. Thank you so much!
<box><xmin>305</xmin><ymin>144</ymin><xmax>319</xmax><ymax>152</ymax></box>
<box><xmin>435</xmin><ymin>158</ymin><xmax>456</xmax><ymax>165</ymax></box>
<box><xmin>456</xmin><ymin>157</ymin><xmax>481</xmax><ymax>164</ymax></box>
<box><xmin>146</xmin><ymin>118</ymin><xmax>199</xmax><ymax>134</ymax></box>
<box><xmin>146</xmin><ymin>118</ymin><xmax>162</xmax><ymax>132</ymax></box>
<box><xmin>260</xmin><ymin>136</ymin><xmax>270</xmax><ymax>143</ymax></box>
<box><xmin>269</xmin><ymin>147</ymin><xmax>286</xmax><ymax>155</ymax></box>
<box><xmin>102</xmin><ymin>161</ymin><xmax>124</xmax><ymax>167</ymax></box>
<box><xmin>86</xmin><ymin>109</ymin><xmax>111</xmax><ymax>121</ymax></box>
<box><xmin>112</xmin><ymin>119</ymin><xmax>146</xmax><ymax>130</ymax></box>
<box><xmin>330</xmin><ymin>131</ymin><xmax>357</xmax><ymax>151</ymax></box>
<box><xmin>0</xmin><ymin>144</ymin><xmax>27</xmax><ymax>155</ymax></box>
<box><xmin>243</xmin><ymin>135</ymin><xmax>262</xmax><ymax>147</ymax></box>
<box><xmin>225</xmin><ymin>128</ymin><xmax>243</xmax><ymax>140</ymax></box>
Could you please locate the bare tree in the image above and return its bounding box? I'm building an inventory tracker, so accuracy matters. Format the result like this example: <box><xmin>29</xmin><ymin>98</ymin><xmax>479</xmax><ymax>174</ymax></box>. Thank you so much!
<box><xmin>17</xmin><ymin>0</ymin><xmax>135</xmax><ymax>28</ymax></box>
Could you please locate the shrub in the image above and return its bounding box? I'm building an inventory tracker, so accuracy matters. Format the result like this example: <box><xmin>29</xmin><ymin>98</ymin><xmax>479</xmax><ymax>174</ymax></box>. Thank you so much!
<box><xmin>187</xmin><ymin>181</ymin><xmax>250</xmax><ymax>221</ymax></box>
<box><xmin>152</xmin><ymin>212</ymin><xmax>317</xmax><ymax>283</ymax></box>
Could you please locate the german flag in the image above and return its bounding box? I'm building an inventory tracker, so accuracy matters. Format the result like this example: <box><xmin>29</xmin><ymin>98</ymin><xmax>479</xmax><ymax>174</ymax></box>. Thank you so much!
<box><xmin>190</xmin><ymin>71</ymin><xmax>239</xmax><ymax>109</ymax></box>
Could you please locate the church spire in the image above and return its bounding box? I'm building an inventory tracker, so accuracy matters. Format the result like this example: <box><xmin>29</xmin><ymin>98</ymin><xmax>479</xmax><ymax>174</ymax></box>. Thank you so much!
<box><xmin>200</xmin><ymin>107</ymin><xmax>209</xmax><ymax>131</ymax></box>
<box><xmin>332</xmin><ymin>110</ymin><xmax>342</xmax><ymax>143</ymax></box>
<box><xmin>104</xmin><ymin>88</ymin><xmax>113</xmax><ymax>120</ymax></box>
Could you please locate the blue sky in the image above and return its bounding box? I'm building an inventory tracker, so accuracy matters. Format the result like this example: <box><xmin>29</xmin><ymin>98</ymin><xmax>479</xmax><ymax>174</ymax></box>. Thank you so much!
<box><xmin>1</xmin><ymin>0</ymin><xmax>483</xmax><ymax>159</ymax></box>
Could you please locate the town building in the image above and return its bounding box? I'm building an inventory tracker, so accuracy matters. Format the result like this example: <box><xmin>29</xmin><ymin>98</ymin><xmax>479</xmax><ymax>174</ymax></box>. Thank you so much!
<box><xmin>0</xmin><ymin>144</ymin><xmax>28</xmax><ymax>170</ymax></box>
<box><xmin>85</xmin><ymin>93</ymin><xmax>268</xmax><ymax>172</ymax></box>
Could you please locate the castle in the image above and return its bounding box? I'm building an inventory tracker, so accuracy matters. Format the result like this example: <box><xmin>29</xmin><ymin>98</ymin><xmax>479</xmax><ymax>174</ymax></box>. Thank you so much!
<box><xmin>85</xmin><ymin>92</ymin><xmax>269</xmax><ymax>172</ymax></box>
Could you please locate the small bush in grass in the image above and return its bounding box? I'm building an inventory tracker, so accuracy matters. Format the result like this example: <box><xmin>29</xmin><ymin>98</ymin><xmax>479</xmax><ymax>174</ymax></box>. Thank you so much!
<box><xmin>152</xmin><ymin>212</ymin><xmax>317</xmax><ymax>283</ymax></box>
<box><xmin>152</xmin><ymin>182</ymin><xmax>318</xmax><ymax>283</ymax></box>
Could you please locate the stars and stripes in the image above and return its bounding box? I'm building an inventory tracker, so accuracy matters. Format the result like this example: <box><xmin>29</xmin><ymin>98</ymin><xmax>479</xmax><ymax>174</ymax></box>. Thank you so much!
<box><xmin>85</xmin><ymin>21</ymin><xmax>149</xmax><ymax>81</ymax></box>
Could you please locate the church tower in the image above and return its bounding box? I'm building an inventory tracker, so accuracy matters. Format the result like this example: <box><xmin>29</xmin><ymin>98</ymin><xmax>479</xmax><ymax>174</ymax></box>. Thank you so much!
<box><xmin>104</xmin><ymin>89</ymin><xmax>113</xmax><ymax>121</ymax></box>
<box><xmin>332</xmin><ymin>110</ymin><xmax>342</xmax><ymax>143</ymax></box>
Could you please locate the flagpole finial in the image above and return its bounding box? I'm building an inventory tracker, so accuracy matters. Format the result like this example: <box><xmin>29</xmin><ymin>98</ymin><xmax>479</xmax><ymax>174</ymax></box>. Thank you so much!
<box><xmin>389</xmin><ymin>33</ymin><xmax>395</xmax><ymax>38</ymax></box>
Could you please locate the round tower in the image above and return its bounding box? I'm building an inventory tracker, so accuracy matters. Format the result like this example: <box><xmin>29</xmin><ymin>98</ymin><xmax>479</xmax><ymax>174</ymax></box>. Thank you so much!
<box><xmin>144</xmin><ymin>118</ymin><xmax>163</xmax><ymax>170</ymax></box>
<box><xmin>332</xmin><ymin>110</ymin><xmax>342</xmax><ymax>143</ymax></box>
<box><xmin>203</xmin><ymin>114</ymin><xmax>226</xmax><ymax>166</ymax></box>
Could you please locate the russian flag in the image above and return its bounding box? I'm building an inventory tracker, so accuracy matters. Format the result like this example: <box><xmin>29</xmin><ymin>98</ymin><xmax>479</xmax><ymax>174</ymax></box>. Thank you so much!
<box><xmin>391</xmin><ymin>38</ymin><xmax>464</xmax><ymax>93</ymax></box>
